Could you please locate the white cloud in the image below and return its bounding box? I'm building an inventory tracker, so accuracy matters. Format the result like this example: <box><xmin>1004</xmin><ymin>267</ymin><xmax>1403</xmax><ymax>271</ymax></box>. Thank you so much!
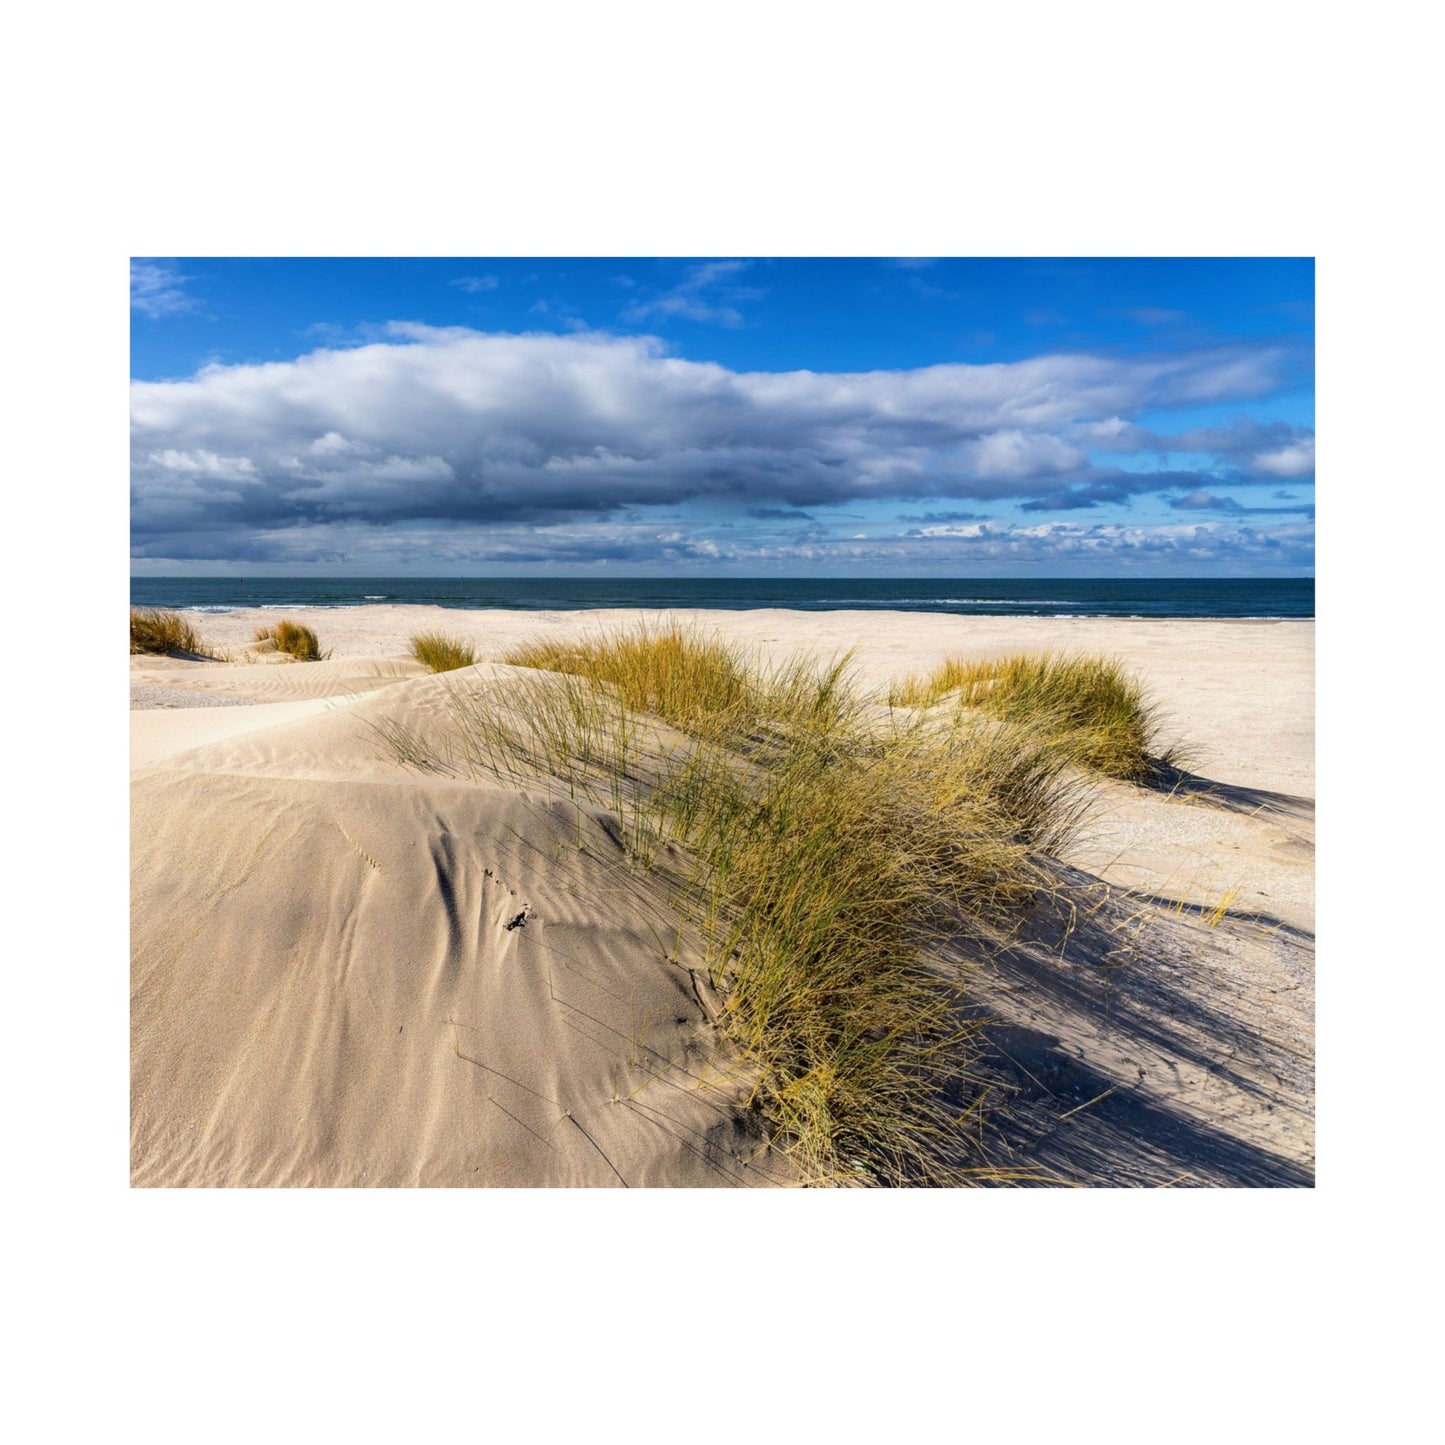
<box><xmin>131</xmin><ymin>260</ymin><xmax>196</xmax><ymax>319</ymax></box>
<box><xmin>919</xmin><ymin>522</ymin><xmax>985</xmax><ymax>538</ymax></box>
<box><xmin>965</xmin><ymin>430</ymin><xmax>1087</xmax><ymax>480</ymax></box>
<box><xmin>1250</xmin><ymin>438</ymin><xmax>1316</xmax><ymax>477</ymax></box>
<box><xmin>622</xmin><ymin>260</ymin><xmax>761</xmax><ymax>326</ymax></box>
<box><xmin>1078</xmin><ymin>416</ymin><xmax>1136</xmax><ymax>443</ymax></box>
<box><xmin>144</xmin><ymin>448</ymin><xmax>256</xmax><ymax>477</ymax></box>
<box><xmin>131</xmin><ymin>325</ymin><xmax>1295</xmax><ymax>561</ymax></box>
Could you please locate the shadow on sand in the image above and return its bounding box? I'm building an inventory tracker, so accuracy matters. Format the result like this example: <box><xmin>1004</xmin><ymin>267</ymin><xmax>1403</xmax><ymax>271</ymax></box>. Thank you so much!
<box><xmin>1145</xmin><ymin>761</ymin><xmax>1315</xmax><ymax>822</ymax></box>
<box><xmin>943</xmin><ymin>860</ymin><xmax>1314</xmax><ymax>1188</ymax></box>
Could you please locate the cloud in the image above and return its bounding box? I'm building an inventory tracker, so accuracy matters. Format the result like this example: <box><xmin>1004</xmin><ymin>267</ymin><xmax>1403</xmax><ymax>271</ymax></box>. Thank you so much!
<box><xmin>1018</xmin><ymin>474</ymin><xmax>1174</xmax><ymax>512</ymax></box>
<box><xmin>450</xmin><ymin>275</ymin><xmax>500</xmax><ymax>293</ymax></box>
<box><xmin>1079</xmin><ymin>415</ymin><xmax>1316</xmax><ymax>481</ymax></box>
<box><xmin>889</xmin><ymin>519</ymin><xmax>1313</xmax><ymax>571</ymax></box>
<box><xmin>1171</xmin><ymin>490</ymin><xmax>1243</xmax><ymax>512</ymax></box>
<box><xmin>1250</xmin><ymin>437</ymin><xmax>1315</xmax><ymax>477</ymax></box>
<box><xmin>896</xmin><ymin>510</ymin><xmax>988</xmax><ymax>525</ymax></box>
<box><xmin>621</xmin><ymin>260</ymin><xmax>762</xmax><ymax>326</ymax></box>
<box><xmin>1170</xmin><ymin>419</ymin><xmax>1305</xmax><ymax>456</ymax></box>
<box><xmin>131</xmin><ymin>260</ymin><xmax>196</xmax><ymax>320</ymax></box>
<box><xmin>131</xmin><ymin>325</ymin><xmax>1297</xmax><ymax>561</ymax></box>
<box><xmin>135</xmin><ymin>515</ymin><xmax>1313</xmax><ymax>576</ymax></box>
<box><xmin>964</xmin><ymin>430</ymin><xmax>1087</xmax><ymax>480</ymax></box>
<box><xmin>1169</xmin><ymin>490</ymin><xmax>1314</xmax><ymax>517</ymax></box>
<box><xmin>913</xmin><ymin>522</ymin><xmax>985</xmax><ymax>538</ymax></box>
<box><xmin>1015</xmin><ymin>468</ymin><xmax>1247</xmax><ymax>513</ymax></box>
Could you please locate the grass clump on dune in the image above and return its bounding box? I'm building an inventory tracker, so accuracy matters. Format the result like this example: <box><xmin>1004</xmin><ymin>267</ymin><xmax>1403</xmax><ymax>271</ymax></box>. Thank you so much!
<box><xmin>889</xmin><ymin>656</ymin><xmax>976</xmax><ymax>709</ymax></box>
<box><xmin>254</xmin><ymin>619</ymin><xmax>326</xmax><ymax>661</ymax></box>
<box><xmin>131</xmin><ymin>608</ymin><xmax>208</xmax><ymax>657</ymax></box>
<box><xmin>682</xmin><ymin>717</ymin><xmax>1083</xmax><ymax>1183</ymax></box>
<box><xmin>385</xmin><ymin>622</ymin><xmax>1088</xmax><ymax>1185</ymax></box>
<box><xmin>409</xmin><ymin>632</ymin><xmax>479</xmax><ymax>673</ymax></box>
<box><xmin>505</xmin><ymin>622</ymin><xmax>755</xmax><ymax>736</ymax></box>
<box><xmin>506</xmin><ymin>622</ymin><xmax>863</xmax><ymax>746</ymax></box>
<box><xmin>892</xmin><ymin>651</ymin><xmax>1167</xmax><ymax>782</ymax></box>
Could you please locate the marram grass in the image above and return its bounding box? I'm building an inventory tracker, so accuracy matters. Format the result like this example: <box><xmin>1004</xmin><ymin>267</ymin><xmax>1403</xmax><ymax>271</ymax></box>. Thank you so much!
<box><xmin>254</xmin><ymin>619</ymin><xmax>326</xmax><ymax>661</ymax></box>
<box><xmin>409</xmin><ymin>632</ymin><xmax>479</xmax><ymax>673</ymax></box>
<box><xmin>130</xmin><ymin>607</ymin><xmax>208</xmax><ymax>657</ymax></box>
<box><xmin>891</xmin><ymin>651</ymin><xmax>1169</xmax><ymax>782</ymax></box>
<box><xmin>382</xmin><ymin>623</ymin><xmax>1093</xmax><ymax>1185</ymax></box>
<box><xmin>505</xmin><ymin>622</ymin><xmax>755</xmax><ymax>736</ymax></box>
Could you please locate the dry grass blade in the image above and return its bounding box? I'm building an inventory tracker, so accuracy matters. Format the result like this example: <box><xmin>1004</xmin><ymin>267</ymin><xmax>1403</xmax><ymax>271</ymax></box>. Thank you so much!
<box><xmin>254</xmin><ymin>619</ymin><xmax>326</xmax><ymax>661</ymax></box>
<box><xmin>506</xmin><ymin>620</ymin><xmax>757</xmax><ymax>737</ymax></box>
<box><xmin>409</xmin><ymin>632</ymin><xmax>479</xmax><ymax>673</ymax></box>
<box><xmin>130</xmin><ymin>607</ymin><xmax>209</xmax><ymax>657</ymax></box>
<box><xmin>891</xmin><ymin>650</ymin><xmax>1174</xmax><ymax>782</ymax></box>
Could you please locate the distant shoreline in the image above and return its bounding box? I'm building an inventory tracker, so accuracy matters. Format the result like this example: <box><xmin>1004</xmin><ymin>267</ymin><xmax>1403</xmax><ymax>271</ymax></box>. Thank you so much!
<box><xmin>130</xmin><ymin>575</ymin><xmax>1316</xmax><ymax>620</ymax></box>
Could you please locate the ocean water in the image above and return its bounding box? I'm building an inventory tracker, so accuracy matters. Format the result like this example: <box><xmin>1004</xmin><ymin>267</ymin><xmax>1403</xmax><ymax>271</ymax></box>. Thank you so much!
<box><xmin>129</xmin><ymin>576</ymin><xmax>1314</xmax><ymax>619</ymax></box>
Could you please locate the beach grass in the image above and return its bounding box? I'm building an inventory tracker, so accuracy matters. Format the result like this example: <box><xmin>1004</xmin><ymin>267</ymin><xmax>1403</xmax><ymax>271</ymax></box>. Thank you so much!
<box><xmin>409</xmin><ymin>632</ymin><xmax>479</xmax><ymax>673</ymax></box>
<box><xmin>381</xmin><ymin>622</ymin><xmax>1090</xmax><ymax>1184</ymax></box>
<box><xmin>891</xmin><ymin>651</ymin><xmax>1167</xmax><ymax>781</ymax></box>
<box><xmin>505</xmin><ymin>622</ymin><xmax>756</xmax><ymax>736</ymax></box>
<box><xmin>254</xmin><ymin>619</ymin><xmax>326</xmax><ymax>661</ymax></box>
<box><xmin>130</xmin><ymin>607</ymin><xmax>208</xmax><ymax>657</ymax></box>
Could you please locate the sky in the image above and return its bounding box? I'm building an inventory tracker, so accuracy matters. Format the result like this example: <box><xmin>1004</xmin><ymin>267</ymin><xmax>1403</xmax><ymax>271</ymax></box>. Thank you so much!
<box><xmin>130</xmin><ymin>257</ymin><xmax>1314</xmax><ymax>576</ymax></box>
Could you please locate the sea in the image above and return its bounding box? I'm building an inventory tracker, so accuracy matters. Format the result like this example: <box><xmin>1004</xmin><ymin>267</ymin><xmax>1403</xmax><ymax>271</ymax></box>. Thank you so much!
<box><xmin>130</xmin><ymin>577</ymin><xmax>1313</xmax><ymax>619</ymax></box>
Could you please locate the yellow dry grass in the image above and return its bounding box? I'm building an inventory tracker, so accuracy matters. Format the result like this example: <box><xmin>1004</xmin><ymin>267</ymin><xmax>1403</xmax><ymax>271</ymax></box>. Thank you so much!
<box><xmin>409</xmin><ymin>632</ymin><xmax>478</xmax><ymax>673</ymax></box>
<box><xmin>891</xmin><ymin>651</ymin><xmax>1169</xmax><ymax>781</ymax></box>
<box><xmin>253</xmin><ymin>619</ymin><xmax>326</xmax><ymax>661</ymax></box>
<box><xmin>130</xmin><ymin>608</ymin><xmax>208</xmax><ymax>657</ymax></box>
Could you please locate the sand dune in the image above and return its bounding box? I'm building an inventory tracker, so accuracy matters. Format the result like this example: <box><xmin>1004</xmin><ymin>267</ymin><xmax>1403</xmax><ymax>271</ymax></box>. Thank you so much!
<box><xmin>131</xmin><ymin>694</ymin><xmax>369</xmax><ymax>769</ymax></box>
<box><xmin>131</xmin><ymin>608</ymin><xmax>1314</xmax><ymax>1186</ymax></box>
<box><xmin>132</xmin><ymin>681</ymin><xmax>788</xmax><ymax>1187</ymax></box>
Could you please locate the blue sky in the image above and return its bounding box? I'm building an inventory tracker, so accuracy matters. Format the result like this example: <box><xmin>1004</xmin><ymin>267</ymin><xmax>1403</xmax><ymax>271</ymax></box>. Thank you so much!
<box><xmin>130</xmin><ymin>257</ymin><xmax>1314</xmax><ymax>575</ymax></box>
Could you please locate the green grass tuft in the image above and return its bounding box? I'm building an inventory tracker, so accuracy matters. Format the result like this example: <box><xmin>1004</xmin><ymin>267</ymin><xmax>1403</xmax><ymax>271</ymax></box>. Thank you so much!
<box><xmin>131</xmin><ymin>608</ymin><xmax>208</xmax><ymax>657</ymax></box>
<box><xmin>409</xmin><ymin>632</ymin><xmax>479</xmax><ymax>673</ymax></box>
<box><xmin>254</xmin><ymin>619</ymin><xmax>326</xmax><ymax>661</ymax></box>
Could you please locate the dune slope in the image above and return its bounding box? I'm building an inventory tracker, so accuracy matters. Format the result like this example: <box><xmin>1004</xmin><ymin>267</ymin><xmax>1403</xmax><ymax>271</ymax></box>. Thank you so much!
<box><xmin>131</xmin><ymin>680</ymin><xmax>787</xmax><ymax>1188</ymax></box>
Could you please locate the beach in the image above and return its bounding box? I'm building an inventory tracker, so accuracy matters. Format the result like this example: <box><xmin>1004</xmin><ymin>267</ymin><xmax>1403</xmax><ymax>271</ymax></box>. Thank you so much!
<box><xmin>131</xmin><ymin>606</ymin><xmax>1315</xmax><ymax>1186</ymax></box>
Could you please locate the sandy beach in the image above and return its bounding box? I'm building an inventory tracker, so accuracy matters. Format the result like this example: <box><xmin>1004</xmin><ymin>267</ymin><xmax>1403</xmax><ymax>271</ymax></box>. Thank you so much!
<box><xmin>131</xmin><ymin>606</ymin><xmax>1314</xmax><ymax>1186</ymax></box>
